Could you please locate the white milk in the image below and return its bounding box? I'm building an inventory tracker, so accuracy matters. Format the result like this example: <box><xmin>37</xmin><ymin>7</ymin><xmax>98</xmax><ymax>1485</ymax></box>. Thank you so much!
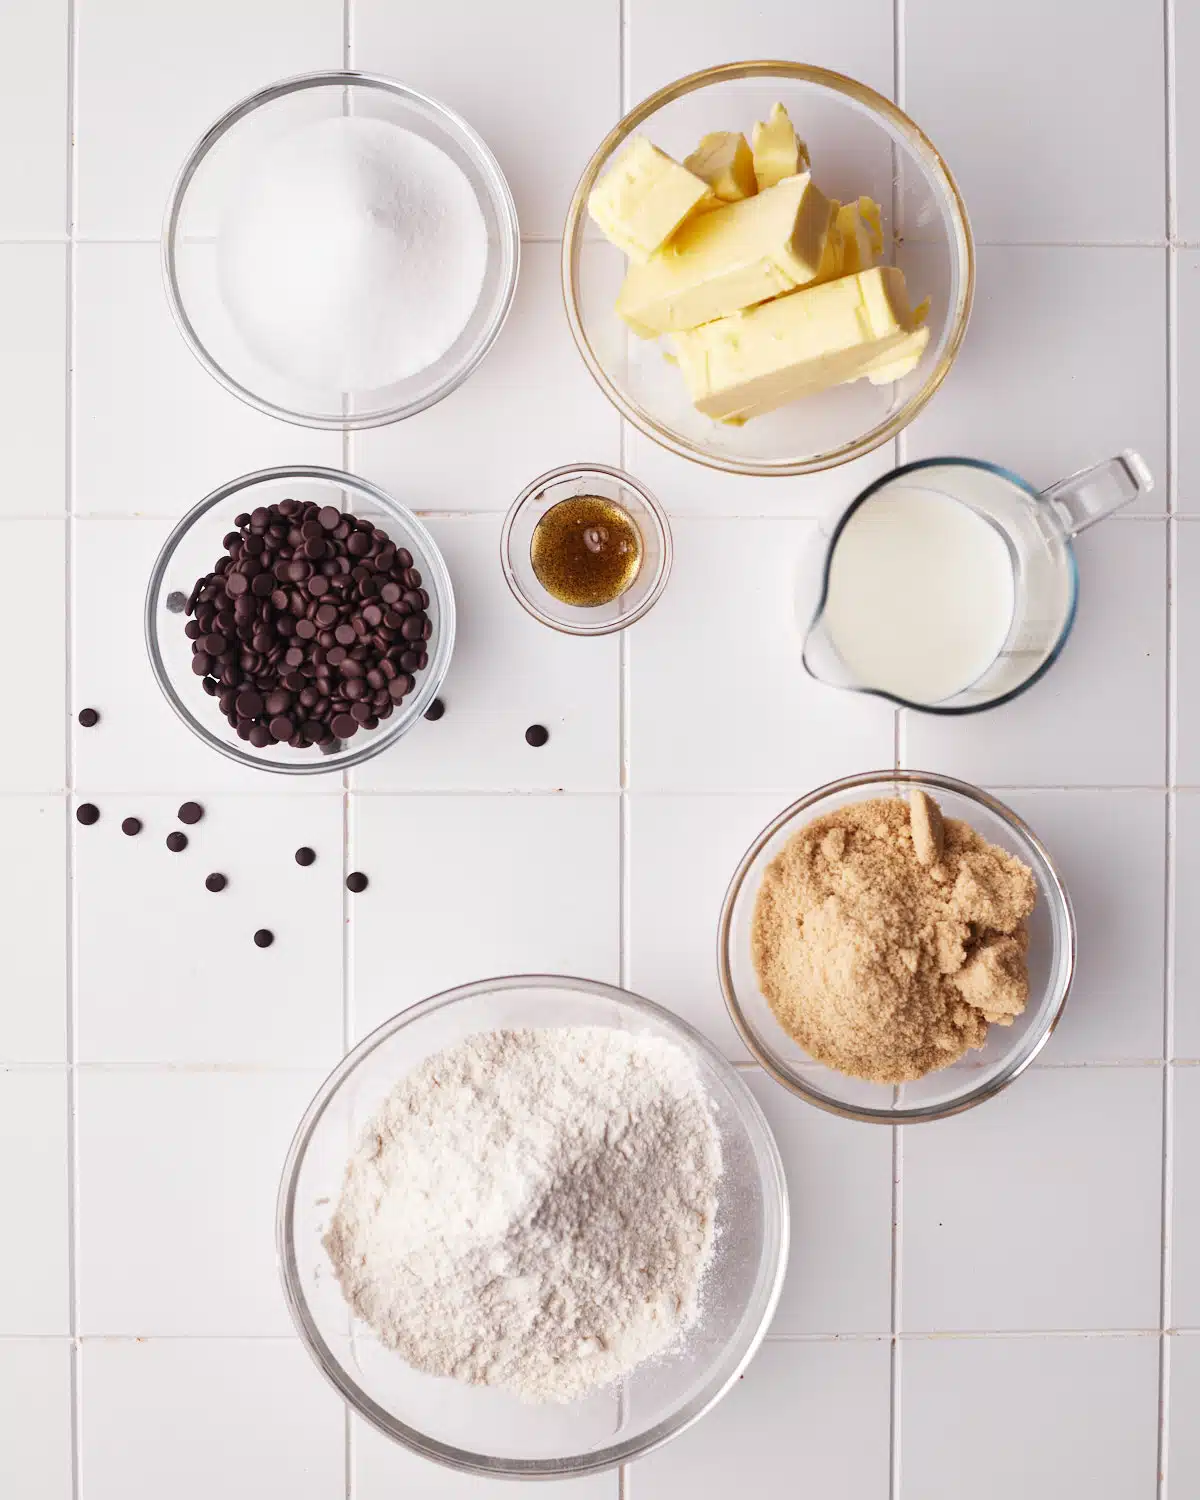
<box><xmin>822</xmin><ymin>485</ymin><xmax>1016</xmax><ymax>705</ymax></box>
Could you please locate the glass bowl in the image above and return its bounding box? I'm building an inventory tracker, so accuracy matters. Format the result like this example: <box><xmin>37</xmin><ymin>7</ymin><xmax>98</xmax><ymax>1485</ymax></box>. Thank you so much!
<box><xmin>163</xmin><ymin>71</ymin><xmax>520</xmax><ymax>429</ymax></box>
<box><xmin>718</xmin><ymin>771</ymin><xmax>1075</xmax><ymax>1123</ymax></box>
<box><xmin>500</xmin><ymin>463</ymin><xmax>673</xmax><ymax>635</ymax></box>
<box><xmin>145</xmin><ymin>465</ymin><xmax>455</xmax><ymax>775</ymax></box>
<box><xmin>562</xmin><ymin>62</ymin><xmax>973</xmax><ymax>476</ymax></box>
<box><xmin>277</xmin><ymin>975</ymin><xmax>789</xmax><ymax>1478</ymax></box>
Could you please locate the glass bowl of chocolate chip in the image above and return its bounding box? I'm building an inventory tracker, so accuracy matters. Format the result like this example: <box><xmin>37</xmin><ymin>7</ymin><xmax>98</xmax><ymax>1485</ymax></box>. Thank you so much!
<box><xmin>145</xmin><ymin>465</ymin><xmax>455</xmax><ymax>773</ymax></box>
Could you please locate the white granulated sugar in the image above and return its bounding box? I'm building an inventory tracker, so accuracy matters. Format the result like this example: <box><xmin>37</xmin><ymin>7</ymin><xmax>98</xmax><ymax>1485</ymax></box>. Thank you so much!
<box><xmin>323</xmin><ymin>1026</ymin><xmax>723</xmax><ymax>1404</ymax></box>
<box><xmin>217</xmin><ymin>115</ymin><xmax>488</xmax><ymax>391</ymax></box>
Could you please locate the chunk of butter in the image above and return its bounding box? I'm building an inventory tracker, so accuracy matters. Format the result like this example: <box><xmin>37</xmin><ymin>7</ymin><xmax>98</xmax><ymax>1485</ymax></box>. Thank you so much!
<box><xmin>836</xmin><ymin>197</ymin><xmax>884</xmax><ymax>274</ymax></box>
<box><xmin>615</xmin><ymin>172</ymin><xmax>835</xmax><ymax>334</ymax></box>
<box><xmin>587</xmin><ymin>136</ymin><xmax>712</xmax><ymax>261</ymax></box>
<box><xmin>752</xmin><ymin>103</ymin><xmax>810</xmax><ymax>191</ymax></box>
<box><xmin>684</xmin><ymin>131</ymin><xmax>758</xmax><ymax>205</ymax></box>
<box><xmin>864</xmin><ymin>325</ymin><xmax>930</xmax><ymax>384</ymax></box>
<box><xmin>669</xmin><ymin>266</ymin><xmax>925</xmax><ymax>421</ymax></box>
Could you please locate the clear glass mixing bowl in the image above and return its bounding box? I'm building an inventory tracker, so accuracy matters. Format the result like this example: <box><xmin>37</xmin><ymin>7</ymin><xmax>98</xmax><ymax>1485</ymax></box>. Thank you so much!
<box><xmin>163</xmin><ymin>71</ymin><xmax>520</xmax><ymax>429</ymax></box>
<box><xmin>562</xmin><ymin>62</ymin><xmax>974</xmax><ymax>476</ymax></box>
<box><xmin>277</xmin><ymin>976</ymin><xmax>789</xmax><ymax>1477</ymax></box>
<box><xmin>719</xmin><ymin>772</ymin><xmax>1076</xmax><ymax>1123</ymax></box>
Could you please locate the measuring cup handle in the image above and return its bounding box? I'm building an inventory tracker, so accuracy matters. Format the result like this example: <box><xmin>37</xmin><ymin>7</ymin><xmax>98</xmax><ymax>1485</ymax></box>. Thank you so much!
<box><xmin>1041</xmin><ymin>450</ymin><xmax>1153</xmax><ymax>536</ymax></box>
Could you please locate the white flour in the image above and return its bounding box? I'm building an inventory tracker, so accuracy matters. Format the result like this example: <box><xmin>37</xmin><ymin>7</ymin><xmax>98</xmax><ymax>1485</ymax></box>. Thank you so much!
<box><xmin>323</xmin><ymin>1026</ymin><xmax>723</xmax><ymax>1404</ymax></box>
<box><xmin>217</xmin><ymin>115</ymin><xmax>488</xmax><ymax>391</ymax></box>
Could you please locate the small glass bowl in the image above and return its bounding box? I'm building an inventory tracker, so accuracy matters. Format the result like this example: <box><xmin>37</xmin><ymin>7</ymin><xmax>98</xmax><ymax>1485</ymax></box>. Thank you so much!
<box><xmin>719</xmin><ymin>771</ymin><xmax>1076</xmax><ymax>1123</ymax></box>
<box><xmin>562</xmin><ymin>62</ymin><xmax>974</xmax><ymax>476</ymax></box>
<box><xmin>145</xmin><ymin>466</ymin><xmax>455</xmax><ymax>775</ymax></box>
<box><xmin>163</xmin><ymin>71</ymin><xmax>520</xmax><ymax>429</ymax></box>
<box><xmin>500</xmin><ymin>464</ymin><xmax>672</xmax><ymax>635</ymax></box>
<box><xmin>277</xmin><ymin>975</ymin><xmax>789</xmax><ymax>1477</ymax></box>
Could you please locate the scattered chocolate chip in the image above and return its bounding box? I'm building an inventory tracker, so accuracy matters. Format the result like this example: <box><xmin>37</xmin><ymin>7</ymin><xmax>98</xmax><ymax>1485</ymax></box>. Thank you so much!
<box><xmin>166</xmin><ymin>831</ymin><xmax>188</xmax><ymax>853</ymax></box>
<box><xmin>205</xmin><ymin>873</ymin><xmax>227</xmax><ymax>892</ymax></box>
<box><xmin>166</xmin><ymin>591</ymin><xmax>188</xmax><ymax>613</ymax></box>
<box><xmin>177</xmin><ymin>801</ymin><xmax>204</xmax><ymax>826</ymax></box>
<box><xmin>253</xmin><ymin>928</ymin><xmax>274</xmax><ymax>948</ymax></box>
<box><xmin>525</xmin><ymin>724</ymin><xmax>550</xmax><ymax>748</ymax></box>
<box><xmin>294</xmin><ymin>847</ymin><xmax>316</xmax><ymax>867</ymax></box>
<box><xmin>76</xmin><ymin>803</ymin><xmax>100</xmax><ymax>826</ymax></box>
<box><xmin>424</xmin><ymin>697</ymin><xmax>445</xmax><ymax>722</ymax></box>
<box><xmin>346</xmin><ymin>871</ymin><xmax>369</xmax><ymax>894</ymax></box>
<box><xmin>77</xmin><ymin>707</ymin><xmax>100</xmax><ymax>728</ymax></box>
<box><xmin>121</xmin><ymin>817</ymin><xmax>142</xmax><ymax>837</ymax></box>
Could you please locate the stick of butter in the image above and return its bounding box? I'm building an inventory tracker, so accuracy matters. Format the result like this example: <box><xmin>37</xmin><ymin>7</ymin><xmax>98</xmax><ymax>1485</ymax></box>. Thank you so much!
<box><xmin>864</xmin><ymin>326</ymin><xmax>930</xmax><ymax>384</ymax></box>
<box><xmin>684</xmin><ymin>131</ymin><xmax>758</xmax><ymax>206</ymax></box>
<box><xmin>588</xmin><ymin>136</ymin><xmax>712</xmax><ymax>262</ymax></box>
<box><xmin>669</xmin><ymin>265</ymin><xmax>926</xmax><ymax>421</ymax></box>
<box><xmin>752</xmin><ymin>103</ymin><xmax>810</xmax><ymax>190</ymax></box>
<box><xmin>615</xmin><ymin>172</ymin><xmax>836</xmax><ymax>334</ymax></box>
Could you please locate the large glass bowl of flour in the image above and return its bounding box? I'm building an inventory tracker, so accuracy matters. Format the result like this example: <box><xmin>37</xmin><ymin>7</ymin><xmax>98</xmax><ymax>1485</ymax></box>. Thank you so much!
<box><xmin>277</xmin><ymin>975</ymin><xmax>789</xmax><ymax>1478</ymax></box>
<box><xmin>164</xmin><ymin>72</ymin><xmax>519</xmax><ymax>428</ymax></box>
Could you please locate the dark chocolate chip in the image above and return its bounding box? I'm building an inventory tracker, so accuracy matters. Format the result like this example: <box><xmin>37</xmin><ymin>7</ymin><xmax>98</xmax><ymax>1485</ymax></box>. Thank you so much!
<box><xmin>205</xmin><ymin>873</ymin><xmax>227</xmax><ymax>892</ymax></box>
<box><xmin>294</xmin><ymin>846</ymin><xmax>316</xmax><ymax>867</ymax></box>
<box><xmin>346</xmin><ymin>871</ymin><xmax>369</xmax><ymax>893</ymax></box>
<box><xmin>166</xmin><ymin>831</ymin><xmax>188</xmax><ymax>852</ymax></box>
<box><xmin>525</xmin><ymin>724</ymin><xmax>550</xmax><ymax>748</ymax></box>
<box><xmin>424</xmin><ymin>697</ymin><xmax>445</xmax><ymax>721</ymax></box>
<box><xmin>76</xmin><ymin>803</ymin><xmax>100</xmax><ymax>826</ymax></box>
<box><xmin>121</xmin><ymin>816</ymin><xmax>142</xmax><ymax>836</ymax></box>
<box><xmin>253</xmin><ymin>928</ymin><xmax>275</xmax><ymax>948</ymax></box>
<box><xmin>177</xmin><ymin>801</ymin><xmax>204</xmax><ymax>825</ymax></box>
<box><xmin>166</xmin><ymin>590</ymin><xmax>188</xmax><ymax>613</ymax></box>
<box><xmin>77</xmin><ymin>708</ymin><xmax>100</xmax><ymax>728</ymax></box>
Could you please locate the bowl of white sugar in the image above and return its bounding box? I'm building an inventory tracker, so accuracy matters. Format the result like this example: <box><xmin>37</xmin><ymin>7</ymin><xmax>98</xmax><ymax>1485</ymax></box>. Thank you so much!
<box><xmin>163</xmin><ymin>72</ymin><xmax>519</xmax><ymax>429</ymax></box>
<box><xmin>277</xmin><ymin>975</ymin><xmax>789</xmax><ymax>1478</ymax></box>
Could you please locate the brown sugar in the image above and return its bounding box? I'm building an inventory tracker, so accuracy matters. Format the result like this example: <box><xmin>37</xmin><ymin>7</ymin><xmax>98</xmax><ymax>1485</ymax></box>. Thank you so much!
<box><xmin>750</xmin><ymin>792</ymin><xmax>1037</xmax><ymax>1083</ymax></box>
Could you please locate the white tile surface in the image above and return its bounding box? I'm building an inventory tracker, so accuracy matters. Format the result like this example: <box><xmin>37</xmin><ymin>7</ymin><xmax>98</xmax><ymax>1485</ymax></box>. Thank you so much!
<box><xmin>73</xmin><ymin>519</ymin><xmax>340</xmax><ymax>794</ymax></box>
<box><xmin>1169</xmin><ymin>1334</ymin><xmax>1200</xmax><ymax>1491</ymax></box>
<box><xmin>905</xmin><ymin>519</ymin><xmax>1166</xmax><ymax>787</ymax></box>
<box><xmin>1177</xmin><ymin>5</ymin><xmax>1200</xmax><ymax>244</ymax></box>
<box><xmin>76</xmin><ymin>0</ymin><xmax>342</xmax><ymax>237</ymax></box>
<box><xmin>0</xmin><ymin>245</ymin><xmax>66</xmax><ymax>514</ymax></box>
<box><xmin>628</xmin><ymin>0</ymin><xmax>895</xmax><ymax>100</ymax></box>
<box><xmin>356</xmin><ymin>244</ymin><xmax>619</xmax><ymax>512</ymax></box>
<box><xmin>351</xmin><ymin>794</ymin><xmax>619</xmax><ymax>1040</ymax></box>
<box><xmin>0</xmin><ymin>0</ymin><xmax>67</xmax><ymax>234</ymax></box>
<box><xmin>900</xmin><ymin>1334</ymin><xmax>1160</xmax><ymax>1500</ymax></box>
<box><xmin>746</xmin><ymin>1072</ymin><xmax>893</xmax><ymax>1335</ymax></box>
<box><xmin>630</xmin><ymin>1339</ymin><xmax>891</xmax><ymax>1498</ymax></box>
<box><xmin>1175</xmin><ymin>255</ymin><xmax>1200</xmax><ymax>513</ymax></box>
<box><xmin>76</xmin><ymin>796</ymin><xmax>344</xmax><ymax>1066</ymax></box>
<box><xmin>1002</xmin><ymin>791</ymin><xmax>1166</xmax><ymax>1063</ymax></box>
<box><xmin>1174</xmin><ymin>795</ymin><xmax>1200</xmax><ymax>1059</ymax></box>
<box><xmin>74</xmin><ymin>245</ymin><xmax>340</xmax><ymax>518</ymax></box>
<box><xmin>80</xmin><ymin>1339</ymin><xmax>344</xmax><ymax>1500</ymax></box>
<box><xmin>1171</xmin><ymin>1067</ymin><xmax>1200</xmax><ymax>1330</ymax></box>
<box><xmin>355</xmin><ymin>1415</ymin><xmax>619</xmax><ymax>1500</ymax></box>
<box><xmin>629</xmin><ymin>519</ymin><xmax>895</xmax><ymax>792</ymax></box>
<box><xmin>1178</xmin><ymin>524</ymin><xmax>1200</xmax><ymax>785</ymax></box>
<box><xmin>905</xmin><ymin>246</ymin><xmax>1166</xmax><ymax>510</ymax></box>
<box><xmin>0</xmin><ymin>1339</ymin><xmax>72</xmax><ymax>1500</ymax></box>
<box><xmin>0</xmin><ymin>521</ymin><xmax>65</xmax><ymax>793</ymax></box>
<box><xmin>0</xmin><ymin>1070</ymin><xmax>68</xmax><ymax>1335</ymax></box>
<box><xmin>0</xmin><ymin>798</ymin><xmax>66</xmax><ymax>1063</ymax></box>
<box><xmin>352</xmin><ymin>517</ymin><xmax>620</xmax><ymax>792</ymax></box>
<box><xmin>902</xmin><ymin>1067</ymin><xmax>1162</xmax><ymax>1331</ymax></box>
<box><xmin>77</xmin><ymin>1069</ymin><xmax>322</xmax><ymax>1335</ymax></box>
<box><xmin>906</xmin><ymin>0</ymin><xmax>1165</xmax><ymax>244</ymax></box>
<box><xmin>627</xmin><ymin>794</ymin><xmax>782</xmax><ymax>1058</ymax></box>
<box><xmin>354</xmin><ymin>0</ymin><xmax>618</xmax><ymax>240</ymax></box>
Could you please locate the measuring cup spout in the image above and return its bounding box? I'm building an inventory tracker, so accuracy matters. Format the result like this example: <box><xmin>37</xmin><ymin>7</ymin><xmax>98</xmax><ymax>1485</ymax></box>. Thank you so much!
<box><xmin>1041</xmin><ymin>449</ymin><xmax>1153</xmax><ymax>536</ymax></box>
<box><xmin>801</xmin><ymin>611</ymin><xmax>859</xmax><ymax>690</ymax></box>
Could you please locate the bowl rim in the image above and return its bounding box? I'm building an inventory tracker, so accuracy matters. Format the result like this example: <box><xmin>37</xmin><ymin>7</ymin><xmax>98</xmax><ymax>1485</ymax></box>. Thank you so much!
<box><xmin>161</xmin><ymin>68</ymin><xmax>521</xmax><ymax>431</ymax></box>
<box><xmin>561</xmin><ymin>59</ymin><xmax>975</xmax><ymax>477</ymax></box>
<box><xmin>717</xmin><ymin>770</ymin><xmax>1077</xmax><ymax>1123</ymax></box>
<box><xmin>499</xmin><ymin>462</ymin><xmax>675</xmax><ymax>635</ymax></box>
<box><xmin>276</xmin><ymin>973</ymin><xmax>791</xmax><ymax>1477</ymax></box>
<box><xmin>143</xmin><ymin>463</ymin><xmax>457</xmax><ymax>775</ymax></box>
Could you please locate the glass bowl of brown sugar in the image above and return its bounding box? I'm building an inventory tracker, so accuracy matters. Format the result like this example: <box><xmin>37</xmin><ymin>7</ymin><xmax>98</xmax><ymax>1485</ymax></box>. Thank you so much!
<box><xmin>718</xmin><ymin>770</ymin><xmax>1076</xmax><ymax>1124</ymax></box>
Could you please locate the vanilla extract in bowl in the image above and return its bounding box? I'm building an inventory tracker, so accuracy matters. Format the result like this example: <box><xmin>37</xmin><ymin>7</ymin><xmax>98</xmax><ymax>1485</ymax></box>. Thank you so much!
<box><xmin>529</xmin><ymin>495</ymin><xmax>643</xmax><ymax>607</ymax></box>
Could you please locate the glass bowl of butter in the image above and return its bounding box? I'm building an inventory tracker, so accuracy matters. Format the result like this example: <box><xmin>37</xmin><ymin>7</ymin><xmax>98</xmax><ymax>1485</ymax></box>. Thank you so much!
<box><xmin>562</xmin><ymin>62</ymin><xmax>973</xmax><ymax>477</ymax></box>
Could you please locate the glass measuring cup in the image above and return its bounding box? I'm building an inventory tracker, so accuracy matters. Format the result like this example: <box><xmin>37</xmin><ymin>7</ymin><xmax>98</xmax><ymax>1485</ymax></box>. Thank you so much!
<box><xmin>800</xmin><ymin>451</ymin><xmax>1153</xmax><ymax>713</ymax></box>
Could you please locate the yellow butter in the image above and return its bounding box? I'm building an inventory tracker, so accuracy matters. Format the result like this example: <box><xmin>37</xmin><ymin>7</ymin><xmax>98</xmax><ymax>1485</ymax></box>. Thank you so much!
<box><xmin>669</xmin><ymin>266</ymin><xmax>924</xmax><ymax>421</ymax></box>
<box><xmin>752</xmin><ymin>103</ymin><xmax>810</xmax><ymax>191</ymax></box>
<box><xmin>865</xmin><ymin>325</ymin><xmax>930</xmax><ymax>384</ymax></box>
<box><xmin>684</xmin><ymin>131</ymin><xmax>758</xmax><ymax>205</ymax></box>
<box><xmin>587</xmin><ymin>136</ymin><xmax>712</xmax><ymax>261</ymax></box>
<box><xmin>836</xmin><ymin>197</ymin><xmax>884</xmax><ymax>274</ymax></box>
<box><xmin>615</xmin><ymin>172</ymin><xmax>836</xmax><ymax>334</ymax></box>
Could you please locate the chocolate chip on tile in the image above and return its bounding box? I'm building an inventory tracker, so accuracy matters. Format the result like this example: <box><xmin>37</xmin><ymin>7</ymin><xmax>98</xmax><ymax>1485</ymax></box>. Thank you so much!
<box><xmin>346</xmin><ymin>872</ymin><xmax>369</xmax><ymax>894</ymax></box>
<box><xmin>76</xmin><ymin>803</ymin><xmax>100</xmax><ymax>826</ymax></box>
<box><xmin>253</xmin><ymin>928</ymin><xmax>275</xmax><ymax>948</ymax></box>
<box><xmin>294</xmin><ymin>847</ymin><xmax>316</xmax><ymax>867</ymax></box>
<box><xmin>77</xmin><ymin>708</ymin><xmax>100</xmax><ymax>728</ymax></box>
<box><xmin>166</xmin><ymin>831</ymin><xmax>188</xmax><ymax>853</ymax></box>
<box><xmin>177</xmin><ymin>801</ymin><xmax>204</xmax><ymax>825</ymax></box>
<box><xmin>205</xmin><ymin>872</ymin><xmax>227</xmax><ymax>892</ymax></box>
<box><xmin>121</xmin><ymin>817</ymin><xmax>142</xmax><ymax>837</ymax></box>
<box><xmin>525</xmin><ymin>724</ymin><xmax>550</xmax><ymax>748</ymax></box>
<box><xmin>424</xmin><ymin>698</ymin><xmax>445</xmax><ymax>722</ymax></box>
